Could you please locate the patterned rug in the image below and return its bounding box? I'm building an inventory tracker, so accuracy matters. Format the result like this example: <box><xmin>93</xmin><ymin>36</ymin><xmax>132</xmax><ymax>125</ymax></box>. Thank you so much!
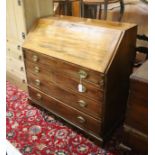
<box><xmin>6</xmin><ymin>81</ymin><xmax>115</xmax><ymax>155</ymax></box>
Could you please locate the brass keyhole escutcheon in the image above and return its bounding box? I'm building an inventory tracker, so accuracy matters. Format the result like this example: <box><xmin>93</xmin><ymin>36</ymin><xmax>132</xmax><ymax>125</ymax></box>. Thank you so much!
<box><xmin>78</xmin><ymin>84</ymin><xmax>87</xmax><ymax>93</ymax></box>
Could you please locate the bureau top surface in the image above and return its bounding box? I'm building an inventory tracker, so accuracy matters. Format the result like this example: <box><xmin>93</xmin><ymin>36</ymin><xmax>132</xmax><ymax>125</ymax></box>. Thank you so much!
<box><xmin>23</xmin><ymin>16</ymin><xmax>136</xmax><ymax>72</ymax></box>
<box><xmin>131</xmin><ymin>60</ymin><xmax>148</xmax><ymax>83</ymax></box>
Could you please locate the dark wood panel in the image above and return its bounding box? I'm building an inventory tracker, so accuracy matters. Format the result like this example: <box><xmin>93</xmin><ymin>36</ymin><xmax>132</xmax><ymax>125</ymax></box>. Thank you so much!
<box><xmin>125</xmin><ymin>66</ymin><xmax>148</xmax><ymax>136</ymax></box>
<box><xmin>123</xmin><ymin>61</ymin><xmax>148</xmax><ymax>153</ymax></box>
<box><xmin>122</xmin><ymin>125</ymin><xmax>148</xmax><ymax>154</ymax></box>
<box><xmin>28</xmin><ymin>86</ymin><xmax>102</xmax><ymax>137</ymax></box>
<box><xmin>125</xmin><ymin>89</ymin><xmax>148</xmax><ymax>134</ymax></box>
<box><xmin>27</xmin><ymin>72</ymin><xmax>103</xmax><ymax>119</ymax></box>
<box><xmin>130</xmin><ymin>79</ymin><xmax>148</xmax><ymax>103</ymax></box>
<box><xmin>24</xmin><ymin>49</ymin><xmax>104</xmax><ymax>86</ymax></box>
<box><xmin>101</xmin><ymin>25</ymin><xmax>137</xmax><ymax>138</ymax></box>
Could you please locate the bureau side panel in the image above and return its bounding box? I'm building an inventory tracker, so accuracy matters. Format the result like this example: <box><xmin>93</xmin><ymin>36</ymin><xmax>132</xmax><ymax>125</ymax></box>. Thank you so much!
<box><xmin>102</xmin><ymin>26</ymin><xmax>137</xmax><ymax>139</ymax></box>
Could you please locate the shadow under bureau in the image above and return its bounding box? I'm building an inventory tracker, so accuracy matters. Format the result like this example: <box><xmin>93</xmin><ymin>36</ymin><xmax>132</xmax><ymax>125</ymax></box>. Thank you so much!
<box><xmin>23</xmin><ymin>16</ymin><xmax>137</xmax><ymax>145</ymax></box>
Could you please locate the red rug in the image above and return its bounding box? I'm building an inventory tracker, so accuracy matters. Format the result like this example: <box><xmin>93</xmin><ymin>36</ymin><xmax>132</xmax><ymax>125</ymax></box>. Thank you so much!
<box><xmin>6</xmin><ymin>81</ymin><xmax>114</xmax><ymax>155</ymax></box>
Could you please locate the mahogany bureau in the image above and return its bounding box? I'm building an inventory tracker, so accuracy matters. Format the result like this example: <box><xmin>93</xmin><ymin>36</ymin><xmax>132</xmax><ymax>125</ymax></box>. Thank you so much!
<box><xmin>23</xmin><ymin>16</ymin><xmax>137</xmax><ymax>145</ymax></box>
<box><xmin>121</xmin><ymin>60</ymin><xmax>148</xmax><ymax>154</ymax></box>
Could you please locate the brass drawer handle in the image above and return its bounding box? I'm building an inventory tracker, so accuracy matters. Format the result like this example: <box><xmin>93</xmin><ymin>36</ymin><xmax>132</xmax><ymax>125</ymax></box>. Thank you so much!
<box><xmin>34</xmin><ymin>66</ymin><xmax>40</xmax><ymax>73</ymax></box>
<box><xmin>32</xmin><ymin>55</ymin><xmax>38</xmax><ymax>62</ymax></box>
<box><xmin>36</xmin><ymin>93</ymin><xmax>42</xmax><ymax>100</ymax></box>
<box><xmin>78</xmin><ymin>70</ymin><xmax>88</xmax><ymax>79</ymax></box>
<box><xmin>77</xmin><ymin>100</ymin><xmax>87</xmax><ymax>108</ymax></box>
<box><xmin>35</xmin><ymin>79</ymin><xmax>40</xmax><ymax>86</ymax></box>
<box><xmin>77</xmin><ymin>116</ymin><xmax>86</xmax><ymax>124</ymax></box>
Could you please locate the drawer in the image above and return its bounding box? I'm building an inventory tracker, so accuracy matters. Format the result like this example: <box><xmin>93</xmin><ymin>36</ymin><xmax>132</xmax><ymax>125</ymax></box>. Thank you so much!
<box><xmin>27</xmin><ymin>72</ymin><xmax>102</xmax><ymax>119</ymax></box>
<box><xmin>25</xmin><ymin>61</ymin><xmax>104</xmax><ymax>102</ymax></box>
<box><xmin>122</xmin><ymin>125</ymin><xmax>148</xmax><ymax>154</ymax></box>
<box><xmin>24</xmin><ymin>49</ymin><xmax>104</xmax><ymax>87</ymax></box>
<box><xmin>28</xmin><ymin>86</ymin><xmax>102</xmax><ymax>136</ymax></box>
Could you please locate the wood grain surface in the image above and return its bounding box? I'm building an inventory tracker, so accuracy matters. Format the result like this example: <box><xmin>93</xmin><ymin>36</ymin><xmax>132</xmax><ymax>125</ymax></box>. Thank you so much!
<box><xmin>22</xmin><ymin>16</ymin><xmax>137</xmax><ymax>72</ymax></box>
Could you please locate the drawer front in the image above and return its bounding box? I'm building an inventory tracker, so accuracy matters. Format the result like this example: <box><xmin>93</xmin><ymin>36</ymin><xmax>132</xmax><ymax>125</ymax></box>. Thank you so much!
<box><xmin>122</xmin><ymin>125</ymin><xmax>148</xmax><ymax>154</ymax></box>
<box><xmin>24</xmin><ymin>49</ymin><xmax>104</xmax><ymax>87</ymax></box>
<box><xmin>25</xmin><ymin>61</ymin><xmax>103</xmax><ymax>102</ymax></box>
<box><xmin>27</xmin><ymin>72</ymin><xmax>102</xmax><ymax>119</ymax></box>
<box><xmin>28</xmin><ymin>86</ymin><xmax>102</xmax><ymax>136</ymax></box>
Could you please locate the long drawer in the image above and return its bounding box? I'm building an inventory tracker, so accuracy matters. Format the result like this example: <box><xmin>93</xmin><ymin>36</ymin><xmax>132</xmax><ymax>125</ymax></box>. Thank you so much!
<box><xmin>27</xmin><ymin>72</ymin><xmax>103</xmax><ymax>119</ymax></box>
<box><xmin>25</xmin><ymin>61</ymin><xmax>104</xmax><ymax>102</ymax></box>
<box><xmin>28</xmin><ymin>86</ymin><xmax>102</xmax><ymax>137</ymax></box>
<box><xmin>24</xmin><ymin>49</ymin><xmax>104</xmax><ymax>87</ymax></box>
